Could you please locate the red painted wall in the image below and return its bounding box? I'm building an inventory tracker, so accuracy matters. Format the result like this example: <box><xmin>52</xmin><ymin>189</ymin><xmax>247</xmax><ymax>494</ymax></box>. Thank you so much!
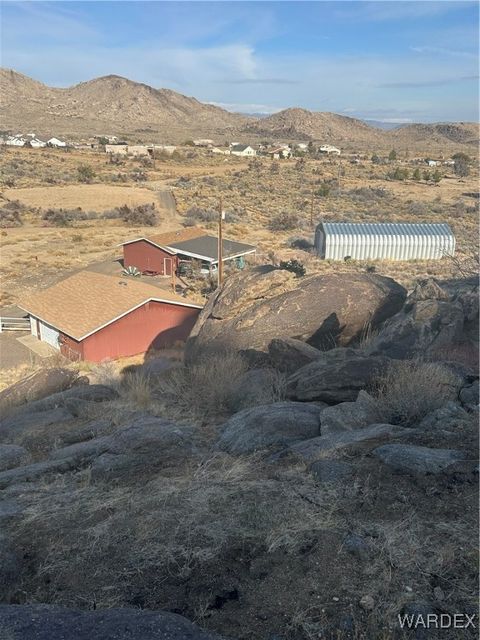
<box><xmin>60</xmin><ymin>334</ymin><xmax>84</xmax><ymax>361</ymax></box>
<box><xmin>123</xmin><ymin>240</ymin><xmax>177</xmax><ymax>275</ymax></box>
<box><xmin>78</xmin><ymin>300</ymin><xmax>200</xmax><ymax>362</ymax></box>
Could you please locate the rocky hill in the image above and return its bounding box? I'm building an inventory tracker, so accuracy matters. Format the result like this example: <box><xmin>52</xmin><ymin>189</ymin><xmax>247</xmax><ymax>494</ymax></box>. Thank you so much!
<box><xmin>0</xmin><ymin>68</ymin><xmax>477</xmax><ymax>151</ymax></box>
<box><xmin>243</xmin><ymin>107</ymin><xmax>385</xmax><ymax>145</ymax></box>
<box><xmin>0</xmin><ymin>68</ymin><xmax>248</xmax><ymax>142</ymax></box>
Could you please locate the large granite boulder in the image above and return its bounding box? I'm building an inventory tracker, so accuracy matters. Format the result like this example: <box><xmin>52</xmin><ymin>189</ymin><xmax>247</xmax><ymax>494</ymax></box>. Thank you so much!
<box><xmin>0</xmin><ymin>444</ymin><xmax>31</xmax><ymax>471</ymax></box>
<box><xmin>366</xmin><ymin>277</ymin><xmax>479</xmax><ymax>360</ymax></box>
<box><xmin>0</xmin><ymin>604</ymin><xmax>225</xmax><ymax>640</ymax></box>
<box><xmin>0</xmin><ymin>368</ymin><xmax>86</xmax><ymax>412</ymax></box>
<box><xmin>373</xmin><ymin>444</ymin><xmax>466</xmax><ymax>474</ymax></box>
<box><xmin>217</xmin><ymin>401</ymin><xmax>324</xmax><ymax>454</ymax></box>
<box><xmin>267</xmin><ymin>338</ymin><xmax>324</xmax><ymax>375</ymax></box>
<box><xmin>287</xmin><ymin>348</ymin><xmax>389</xmax><ymax>404</ymax></box>
<box><xmin>186</xmin><ymin>267</ymin><xmax>406</xmax><ymax>360</ymax></box>
<box><xmin>319</xmin><ymin>391</ymin><xmax>382</xmax><ymax>434</ymax></box>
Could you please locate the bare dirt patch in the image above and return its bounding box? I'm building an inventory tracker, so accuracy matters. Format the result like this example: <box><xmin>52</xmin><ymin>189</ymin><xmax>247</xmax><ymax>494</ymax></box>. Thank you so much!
<box><xmin>3</xmin><ymin>184</ymin><xmax>158</xmax><ymax>212</ymax></box>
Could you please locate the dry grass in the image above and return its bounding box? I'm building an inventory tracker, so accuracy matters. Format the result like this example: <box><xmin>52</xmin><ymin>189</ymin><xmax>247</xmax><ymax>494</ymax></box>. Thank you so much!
<box><xmin>157</xmin><ymin>350</ymin><xmax>249</xmax><ymax>419</ymax></box>
<box><xmin>373</xmin><ymin>359</ymin><xmax>463</xmax><ymax>427</ymax></box>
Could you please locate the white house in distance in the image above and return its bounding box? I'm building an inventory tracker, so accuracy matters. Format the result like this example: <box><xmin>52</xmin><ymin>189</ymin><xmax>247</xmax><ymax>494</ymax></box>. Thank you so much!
<box><xmin>193</xmin><ymin>139</ymin><xmax>215</xmax><ymax>147</ymax></box>
<box><xmin>47</xmin><ymin>137</ymin><xmax>67</xmax><ymax>148</ymax></box>
<box><xmin>230</xmin><ymin>144</ymin><xmax>257</xmax><ymax>157</ymax></box>
<box><xmin>319</xmin><ymin>144</ymin><xmax>341</xmax><ymax>155</ymax></box>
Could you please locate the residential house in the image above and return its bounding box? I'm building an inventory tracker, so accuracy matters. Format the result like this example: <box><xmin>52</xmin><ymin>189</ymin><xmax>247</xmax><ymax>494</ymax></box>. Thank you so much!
<box><xmin>193</xmin><ymin>139</ymin><xmax>215</xmax><ymax>147</ymax></box>
<box><xmin>47</xmin><ymin>137</ymin><xmax>67</xmax><ymax>148</ymax></box>
<box><xmin>230</xmin><ymin>144</ymin><xmax>257</xmax><ymax>157</ymax></box>
<box><xmin>20</xmin><ymin>271</ymin><xmax>202</xmax><ymax>362</ymax></box>
<box><xmin>105</xmin><ymin>144</ymin><xmax>128</xmax><ymax>155</ymax></box>
<box><xmin>267</xmin><ymin>147</ymin><xmax>292</xmax><ymax>159</ymax></box>
<box><xmin>209</xmin><ymin>147</ymin><xmax>231</xmax><ymax>155</ymax></box>
<box><xmin>319</xmin><ymin>145</ymin><xmax>341</xmax><ymax>155</ymax></box>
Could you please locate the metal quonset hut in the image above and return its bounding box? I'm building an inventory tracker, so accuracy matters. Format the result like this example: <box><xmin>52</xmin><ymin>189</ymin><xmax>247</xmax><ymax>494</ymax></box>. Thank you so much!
<box><xmin>20</xmin><ymin>271</ymin><xmax>202</xmax><ymax>362</ymax></box>
<box><xmin>315</xmin><ymin>222</ymin><xmax>455</xmax><ymax>261</ymax></box>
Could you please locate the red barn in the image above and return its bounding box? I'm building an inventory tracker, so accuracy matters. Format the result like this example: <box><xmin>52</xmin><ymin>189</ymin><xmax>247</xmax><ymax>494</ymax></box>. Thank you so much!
<box><xmin>21</xmin><ymin>271</ymin><xmax>202</xmax><ymax>362</ymax></box>
<box><xmin>122</xmin><ymin>227</ymin><xmax>256</xmax><ymax>275</ymax></box>
<box><xmin>122</xmin><ymin>228</ymin><xmax>206</xmax><ymax>275</ymax></box>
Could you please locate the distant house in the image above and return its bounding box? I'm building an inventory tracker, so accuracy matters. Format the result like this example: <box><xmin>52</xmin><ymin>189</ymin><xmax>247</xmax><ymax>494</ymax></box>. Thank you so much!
<box><xmin>315</xmin><ymin>222</ymin><xmax>455</xmax><ymax>261</ymax></box>
<box><xmin>230</xmin><ymin>144</ymin><xmax>257</xmax><ymax>157</ymax></box>
<box><xmin>193</xmin><ymin>139</ymin><xmax>215</xmax><ymax>147</ymax></box>
<box><xmin>267</xmin><ymin>147</ymin><xmax>291</xmax><ymax>159</ymax></box>
<box><xmin>153</xmin><ymin>144</ymin><xmax>177</xmax><ymax>155</ymax></box>
<box><xmin>47</xmin><ymin>137</ymin><xmax>67</xmax><ymax>148</ymax></box>
<box><xmin>319</xmin><ymin>145</ymin><xmax>341</xmax><ymax>156</ymax></box>
<box><xmin>105</xmin><ymin>144</ymin><xmax>128</xmax><ymax>155</ymax></box>
<box><xmin>297</xmin><ymin>143</ymin><xmax>308</xmax><ymax>151</ymax></box>
<box><xmin>6</xmin><ymin>136</ymin><xmax>26</xmax><ymax>147</ymax></box>
<box><xmin>127</xmin><ymin>145</ymin><xmax>150</xmax><ymax>157</ymax></box>
<box><xmin>209</xmin><ymin>147</ymin><xmax>231</xmax><ymax>155</ymax></box>
<box><xmin>28</xmin><ymin>136</ymin><xmax>46</xmax><ymax>148</ymax></box>
<box><xmin>426</xmin><ymin>159</ymin><xmax>440</xmax><ymax>167</ymax></box>
<box><xmin>20</xmin><ymin>271</ymin><xmax>202</xmax><ymax>362</ymax></box>
<box><xmin>122</xmin><ymin>227</ymin><xmax>256</xmax><ymax>275</ymax></box>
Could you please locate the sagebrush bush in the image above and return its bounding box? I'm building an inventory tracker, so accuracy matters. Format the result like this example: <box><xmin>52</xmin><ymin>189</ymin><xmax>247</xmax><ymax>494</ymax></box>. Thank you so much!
<box><xmin>373</xmin><ymin>360</ymin><xmax>462</xmax><ymax>427</ymax></box>
<box><xmin>116</xmin><ymin>203</ymin><xmax>158</xmax><ymax>226</ymax></box>
<box><xmin>159</xmin><ymin>351</ymin><xmax>249</xmax><ymax>418</ymax></box>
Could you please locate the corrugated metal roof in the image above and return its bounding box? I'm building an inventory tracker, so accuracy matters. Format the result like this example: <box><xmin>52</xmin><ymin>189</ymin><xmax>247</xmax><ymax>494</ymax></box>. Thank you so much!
<box><xmin>321</xmin><ymin>222</ymin><xmax>454</xmax><ymax>237</ymax></box>
<box><xmin>315</xmin><ymin>222</ymin><xmax>455</xmax><ymax>261</ymax></box>
<box><xmin>168</xmin><ymin>235</ymin><xmax>257</xmax><ymax>262</ymax></box>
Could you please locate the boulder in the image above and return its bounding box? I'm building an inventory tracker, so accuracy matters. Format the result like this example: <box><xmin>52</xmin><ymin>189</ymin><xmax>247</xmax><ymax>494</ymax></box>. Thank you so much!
<box><xmin>0</xmin><ymin>368</ymin><xmax>85</xmax><ymax>411</ymax></box>
<box><xmin>228</xmin><ymin>368</ymin><xmax>285</xmax><ymax>413</ymax></box>
<box><xmin>287</xmin><ymin>348</ymin><xmax>389</xmax><ymax>403</ymax></box>
<box><xmin>267</xmin><ymin>338</ymin><xmax>323</xmax><ymax>375</ymax></box>
<box><xmin>0</xmin><ymin>407</ymin><xmax>74</xmax><ymax>443</ymax></box>
<box><xmin>0</xmin><ymin>444</ymin><xmax>31</xmax><ymax>471</ymax></box>
<box><xmin>366</xmin><ymin>299</ymin><xmax>465</xmax><ymax>360</ymax></box>
<box><xmin>90</xmin><ymin>417</ymin><xmax>196</xmax><ymax>481</ymax></box>
<box><xmin>286</xmin><ymin>424</ymin><xmax>412</xmax><ymax>462</ymax></box>
<box><xmin>309</xmin><ymin>460</ymin><xmax>354</xmax><ymax>483</ymax></box>
<box><xmin>186</xmin><ymin>268</ymin><xmax>406</xmax><ymax>359</ymax></box>
<box><xmin>459</xmin><ymin>380</ymin><xmax>479</xmax><ymax>411</ymax></box>
<box><xmin>373</xmin><ymin>444</ymin><xmax>465</xmax><ymax>474</ymax></box>
<box><xmin>217</xmin><ymin>401</ymin><xmax>324</xmax><ymax>454</ymax></box>
<box><xmin>0</xmin><ymin>604</ymin><xmax>225</xmax><ymax>640</ymax></box>
<box><xmin>418</xmin><ymin>401</ymin><xmax>470</xmax><ymax>432</ymax></box>
<box><xmin>23</xmin><ymin>384</ymin><xmax>119</xmax><ymax>413</ymax></box>
<box><xmin>0</xmin><ymin>458</ymin><xmax>74</xmax><ymax>490</ymax></box>
<box><xmin>319</xmin><ymin>391</ymin><xmax>381</xmax><ymax>434</ymax></box>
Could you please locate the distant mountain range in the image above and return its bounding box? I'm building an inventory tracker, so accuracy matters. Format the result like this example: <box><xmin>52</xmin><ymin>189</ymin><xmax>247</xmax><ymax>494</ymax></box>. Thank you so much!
<box><xmin>1</xmin><ymin>68</ymin><xmax>477</xmax><ymax>152</ymax></box>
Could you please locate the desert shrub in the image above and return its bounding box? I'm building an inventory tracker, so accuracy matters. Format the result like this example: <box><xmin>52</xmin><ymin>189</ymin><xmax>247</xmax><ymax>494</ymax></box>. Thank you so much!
<box><xmin>77</xmin><ymin>164</ymin><xmax>96</xmax><ymax>183</ymax></box>
<box><xmin>184</xmin><ymin>206</ymin><xmax>239</xmax><ymax>224</ymax></box>
<box><xmin>408</xmin><ymin>200</ymin><xmax>429</xmax><ymax>216</ymax></box>
<box><xmin>116</xmin><ymin>203</ymin><xmax>158</xmax><ymax>226</ymax></box>
<box><xmin>349</xmin><ymin>186</ymin><xmax>388</xmax><ymax>203</ymax></box>
<box><xmin>289</xmin><ymin>237</ymin><xmax>313</xmax><ymax>251</ymax></box>
<box><xmin>373</xmin><ymin>360</ymin><xmax>462</xmax><ymax>427</ymax></box>
<box><xmin>42</xmin><ymin>207</ymin><xmax>84</xmax><ymax>226</ymax></box>
<box><xmin>269</xmin><ymin>211</ymin><xmax>300</xmax><ymax>231</ymax></box>
<box><xmin>158</xmin><ymin>350</ymin><xmax>249</xmax><ymax>418</ymax></box>
<box><xmin>279</xmin><ymin>259</ymin><xmax>306</xmax><ymax>277</ymax></box>
<box><xmin>131</xmin><ymin>169</ymin><xmax>148</xmax><ymax>182</ymax></box>
<box><xmin>0</xmin><ymin>200</ymin><xmax>25</xmax><ymax>227</ymax></box>
<box><xmin>316</xmin><ymin>183</ymin><xmax>331</xmax><ymax>197</ymax></box>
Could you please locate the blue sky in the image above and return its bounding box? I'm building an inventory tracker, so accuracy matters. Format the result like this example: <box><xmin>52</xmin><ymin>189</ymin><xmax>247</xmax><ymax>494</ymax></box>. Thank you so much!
<box><xmin>1</xmin><ymin>1</ymin><xmax>478</xmax><ymax>122</ymax></box>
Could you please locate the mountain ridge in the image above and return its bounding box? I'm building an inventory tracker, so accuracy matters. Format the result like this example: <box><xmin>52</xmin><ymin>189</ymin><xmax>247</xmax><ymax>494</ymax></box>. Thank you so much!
<box><xmin>0</xmin><ymin>68</ymin><xmax>477</xmax><ymax>150</ymax></box>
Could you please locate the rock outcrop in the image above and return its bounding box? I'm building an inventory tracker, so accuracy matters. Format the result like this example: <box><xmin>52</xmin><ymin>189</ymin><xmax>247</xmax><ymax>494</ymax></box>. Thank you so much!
<box><xmin>287</xmin><ymin>348</ymin><xmax>389</xmax><ymax>403</ymax></box>
<box><xmin>186</xmin><ymin>268</ymin><xmax>406</xmax><ymax>359</ymax></box>
<box><xmin>0</xmin><ymin>604</ymin><xmax>225</xmax><ymax>640</ymax></box>
<box><xmin>217</xmin><ymin>401</ymin><xmax>324</xmax><ymax>454</ymax></box>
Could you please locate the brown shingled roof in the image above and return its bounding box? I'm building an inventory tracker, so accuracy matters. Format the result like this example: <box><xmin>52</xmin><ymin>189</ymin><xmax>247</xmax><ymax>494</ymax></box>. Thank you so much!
<box><xmin>20</xmin><ymin>271</ymin><xmax>202</xmax><ymax>340</ymax></box>
<box><xmin>122</xmin><ymin>227</ymin><xmax>207</xmax><ymax>248</ymax></box>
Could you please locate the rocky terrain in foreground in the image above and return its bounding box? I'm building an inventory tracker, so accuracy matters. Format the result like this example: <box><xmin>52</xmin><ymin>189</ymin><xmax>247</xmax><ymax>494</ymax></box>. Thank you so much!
<box><xmin>0</xmin><ymin>269</ymin><xmax>478</xmax><ymax>639</ymax></box>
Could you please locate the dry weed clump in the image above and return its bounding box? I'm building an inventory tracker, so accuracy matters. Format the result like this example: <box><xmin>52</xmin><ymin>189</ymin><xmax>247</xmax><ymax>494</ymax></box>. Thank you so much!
<box><xmin>158</xmin><ymin>350</ymin><xmax>249</xmax><ymax>419</ymax></box>
<box><xmin>373</xmin><ymin>359</ymin><xmax>462</xmax><ymax>427</ymax></box>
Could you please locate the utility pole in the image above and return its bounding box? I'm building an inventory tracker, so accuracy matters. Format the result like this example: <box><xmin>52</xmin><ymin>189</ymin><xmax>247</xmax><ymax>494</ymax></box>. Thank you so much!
<box><xmin>310</xmin><ymin>185</ymin><xmax>314</xmax><ymax>228</ymax></box>
<box><xmin>218</xmin><ymin>198</ymin><xmax>225</xmax><ymax>288</ymax></box>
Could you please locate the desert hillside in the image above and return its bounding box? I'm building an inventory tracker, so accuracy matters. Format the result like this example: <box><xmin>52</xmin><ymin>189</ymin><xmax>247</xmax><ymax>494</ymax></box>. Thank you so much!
<box><xmin>0</xmin><ymin>68</ymin><xmax>477</xmax><ymax>152</ymax></box>
<box><xmin>0</xmin><ymin>68</ymin><xmax>248</xmax><ymax>142</ymax></box>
